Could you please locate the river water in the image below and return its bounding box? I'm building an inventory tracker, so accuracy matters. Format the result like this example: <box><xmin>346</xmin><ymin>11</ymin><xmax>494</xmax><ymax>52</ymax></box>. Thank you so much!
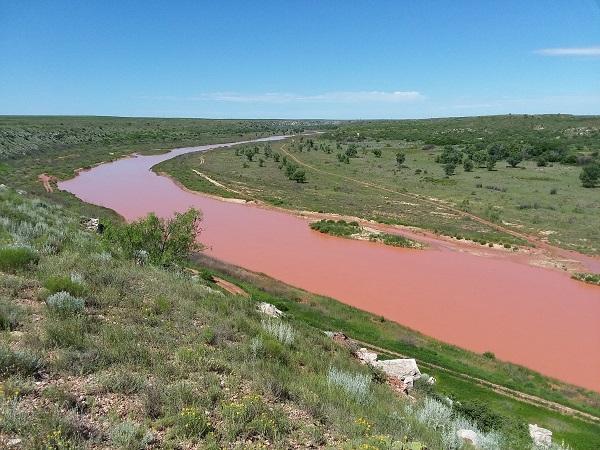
<box><xmin>58</xmin><ymin>136</ymin><xmax>600</xmax><ymax>391</ymax></box>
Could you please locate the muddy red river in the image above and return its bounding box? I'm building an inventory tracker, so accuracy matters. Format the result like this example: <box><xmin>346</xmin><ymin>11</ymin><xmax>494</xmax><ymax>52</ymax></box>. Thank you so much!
<box><xmin>58</xmin><ymin>137</ymin><xmax>600</xmax><ymax>391</ymax></box>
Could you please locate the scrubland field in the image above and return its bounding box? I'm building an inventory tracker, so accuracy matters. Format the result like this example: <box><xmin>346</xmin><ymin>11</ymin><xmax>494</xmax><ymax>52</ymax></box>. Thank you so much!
<box><xmin>1</xmin><ymin>116</ymin><xmax>600</xmax><ymax>449</ymax></box>
<box><xmin>158</xmin><ymin>115</ymin><xmax>600</xmax><ymax>254</ymax></box>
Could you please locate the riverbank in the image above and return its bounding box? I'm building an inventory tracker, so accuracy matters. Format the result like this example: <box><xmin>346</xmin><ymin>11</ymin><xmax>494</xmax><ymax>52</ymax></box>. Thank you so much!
<box><xmin>56</xmin><ymin>135</ymin><xmax>600</xmax><ymax>391</ymax></box>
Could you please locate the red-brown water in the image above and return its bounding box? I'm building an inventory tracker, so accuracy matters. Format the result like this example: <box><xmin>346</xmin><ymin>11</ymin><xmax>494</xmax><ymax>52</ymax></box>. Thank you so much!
<box><xmin>58</xmin><ymin>137</ymin><xmax>600</xmax><ymax>391</ymax></box>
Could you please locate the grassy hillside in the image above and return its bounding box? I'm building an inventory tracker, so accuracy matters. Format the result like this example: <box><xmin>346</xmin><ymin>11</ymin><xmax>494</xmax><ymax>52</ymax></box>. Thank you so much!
<box><xmin>1</xmin><ymin>188</ymin><xmax>599</xmax><ymax>448</ymax></box>
<box><xmin>0</xmin><ymin>187</ymin><xmax>561</xmax><ymax>449</ymax></box>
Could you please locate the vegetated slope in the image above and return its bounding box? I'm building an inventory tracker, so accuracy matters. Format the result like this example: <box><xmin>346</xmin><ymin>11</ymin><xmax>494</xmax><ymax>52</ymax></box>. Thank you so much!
<box><xmin>0</xmin><ymin>117</ymin><xmax>328</xmax><ymax>219</ymax></box>
<box><xmin>0</xmin><ymin>116</ymin><xmax>334</xmax><ymax>160</ymax></box>
<box><xmin>1</xmin><ymin>188</ymin><xmax>599</xmax><ymax>449</ymax></box>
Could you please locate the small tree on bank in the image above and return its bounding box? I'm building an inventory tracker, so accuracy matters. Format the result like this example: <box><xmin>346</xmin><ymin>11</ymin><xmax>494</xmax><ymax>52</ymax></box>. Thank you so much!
<box><xmin>103</xmin><ymin>208</ymin><xmax>203</xmax><ymax>267</ymax></box>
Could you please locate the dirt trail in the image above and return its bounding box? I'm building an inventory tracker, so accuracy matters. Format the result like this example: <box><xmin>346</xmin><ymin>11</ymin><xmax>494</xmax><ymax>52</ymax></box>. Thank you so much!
<box><xmin>38</xmin><ymin>173</ymin><xmax>57</xmax><ymax>193</ymax></box>
<box><xmin>279</xmin><ymin>143</ymin><xmax>599</xmax><ymax>271</ymax></box>
<box><xmin>213</xmin><ymin>276</ymin><xmax>249</xmax><ymax>297</ymax></box>
<box><xmin>348</xmin><ymin>337</ymin><xmax>600</xmax><ymax>425</ymax></box>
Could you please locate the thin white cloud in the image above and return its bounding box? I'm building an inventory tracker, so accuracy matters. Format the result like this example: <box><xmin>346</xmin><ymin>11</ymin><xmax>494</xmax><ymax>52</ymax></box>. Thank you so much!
<box><xmin>536</xmin><ymin>46</ymin><xmax>600</xmax><ymax>56</ymax></box>
<box><xmin>143</xmin><ymin>90</ymin><xmax>423</xmax><ymax>104</ymax></box>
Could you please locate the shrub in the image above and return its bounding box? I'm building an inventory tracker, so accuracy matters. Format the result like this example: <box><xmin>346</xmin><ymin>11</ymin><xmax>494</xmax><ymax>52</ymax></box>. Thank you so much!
<box><xmin>261</xmin><ymin>319</ymin><xmax>294</xmax><ymax>345</ymax></box>
<box><xmin>0</xmin><ymin>245</ymin><xmax>39</xmax><ymax>272</ymax></box>
<box><xmin>327</xmin><ymin>367</ymin><xmax>370</xmax><ymax>402</ymax></box>
<box><xmin>44</xmin><ymin>316</ymin><xmax>88</xmax><ymax>349</ymax></box>
<box><xmin>173</xmin><ymin>406</ymin><xmax>213</xmax><ymax>439</ymax></box>
<box><xmin>44</xmin><ymin>275</ymin><xmax>86</xmax><ymax>297</ymax></box>
<box><xmin>0</xmin><ymin>299</ymin><xmax>21</xmax><ymax>331</ymax></box>
<box><xmin>222</xmin><ymin>394</ymin><xmax>290</xmax><ymax>441</ymax></box>
<box><xmin>580</xmin><ymin>164</ymin><xmax>600</xmax><ymax>188</ymax></box>
<box><xmin>483</xmin><ymin>351</ymin><xmax>496</xmax><ymax>360</ymax></box>
<box><xmin>0</xmin><ymin>346</ymin><xmax>43</xmax><ymax>376</ymax></box>
<box><xmin>110</xmin><ymin>421</ymin><xmax>154</xmax><ymax>450</ymax></box>
<box><xmin>454</xmin><ymin>399</ymin><xmax>505</xmax><ymax>433</ymax></box>
<box><xmin>46</xmin><ymin>292</ymin><xmax>85</xmax><ymax>316</ymax></box>
<box><xmin>102</xmin><ymin>208</ymin><xmax>203</xmax><ymax>267</ymax></box>
<box><xmin>99</xmin><ymin>369</ymin><xmax>146</xmax><ymax>394</ymax></box>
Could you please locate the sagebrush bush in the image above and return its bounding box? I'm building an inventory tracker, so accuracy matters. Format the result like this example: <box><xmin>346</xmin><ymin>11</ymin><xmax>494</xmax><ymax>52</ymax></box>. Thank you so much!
<box><xmin>261</xmin><ymin>318</ymin><xmax>295</xmax><ymax>345</ymax></box>
<box><xmin>327</xmin><ymin>366</ymin><xmax>371</xmax><ymax>402</ymax></box>
<box><xmin>110</xmin><ymin>421</ymin><xmax>154</xmax><ymax>450</ymax></box>
<box><xmin>45</xmin><ymin>291</ymin><xmax>85</xmax><ymax>316</ymax></box>
<box><xmin>0</xmin><ymin>244</ymin><xmax>39</xmax><ymax>272</ymax></box>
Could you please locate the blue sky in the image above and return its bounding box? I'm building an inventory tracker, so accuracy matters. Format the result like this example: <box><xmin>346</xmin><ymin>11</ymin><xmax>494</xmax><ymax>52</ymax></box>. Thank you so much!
<box><xmin>1</xmin><ymin>0</ymin><xmax>599</xmax><ymax>119</ymax></box>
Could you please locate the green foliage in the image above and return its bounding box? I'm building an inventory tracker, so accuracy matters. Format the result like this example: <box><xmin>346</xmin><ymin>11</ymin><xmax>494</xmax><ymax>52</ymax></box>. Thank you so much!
<box><xmin>396</xmin><ymin>151</ymin><xmax>406</xmax><ymax>167</ymax></box>
<box><xmin>291</xmin><ymin>167</ymin><xmax>306</xmax><ymax>183</ymax></box>
<box><xmin>0</xmin><ymin>346</ymin><xmax>43</xmax><ymax>376</ymax></box>
<box><xmin>572</xmin><ymin>272</ymin><xmax>600</xmax><ymax>286</ymax></box>
<box><xmin>463</xmin><ymin>158</ymin><xmax>474</xmax><ymax>172</ymax></box>
<box><xmin>172</xmin><ymin>406</ymin><xmax>213</xmax><ymax>439</ymax></box>
<box><xmin>0</xmin><ymin>245</ymin><xmax>39</xmax><ymax>272</ymax></box>
<box><xmin>443</xmin><ymin>162</ymin><xmax>456</xmax><ymax>176</ymax></box>
<box><xmin>103</xmin><ymin>208</ymin><xmax>203</xmax><ymax>266</ymax></box>
<box><xmin>0</xmin><ymin>299</ymin><xmax>21</xmax><ymax>331</ymax></box>
<box><xmin>44</xmin><ymin>275</ymin><xmax>86</xmax><ymax>297</ymax></box>
<box><xmin>45</xmin><ymin>292</ymin><xmax>85</xmax><ymax>316</ymax></box>
<box><xmin>310</xmin><ymin>219</ymin><xmax>360</xmax><ymax>237</ymax></box>
<box><xmin>453</xmin><ymin>399</ymin><xmax>509</xmax><ymax>433</ymax></box>
<box><xmin>221</xmin><ymin>394</ymin><xmax>290</xmax><ymax>441</ymax></box>
<box><xmin>580</xmin><ymin>164</ymin><xmax>600</xmax><ymax>188</ymax></box>
<box><xmin>506</xmin><ymin>148</ymin><xmax>524</xmax><ymax>168</ymax></box>
<box><xmin>483</xmin><ymin>351</ymin><xmax>496</xmax><ymax>360</ymax></box>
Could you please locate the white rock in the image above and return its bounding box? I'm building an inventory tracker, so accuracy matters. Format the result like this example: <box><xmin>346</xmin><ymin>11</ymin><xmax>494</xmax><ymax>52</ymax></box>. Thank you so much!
<box><xmin>373</xmin><ymin>358</ymin><xmax>421</xmax><ymax>381</ymax></box>
<box><xmin>529</xmin><ymin>424</ymin><xmax>552</xmax><ymax>447</ymax></box>
<box><xmin>7</xmin><ymin>438</ymin><xmax>22</xmax><ymax>447</ymax></box>
<box><xmin>457</xmin><ymin>429</ymin><xmax>478</xmax><ymax>447</ymax></box>
<box><xmin>355</xmin><ymin>347</ymin><xmax>378</xmax><ymax>365</ymax></box>
<box><xmin>257</xmin><ymin>302</ymin><xmax>283</xmax><ymax>317</ymax></box>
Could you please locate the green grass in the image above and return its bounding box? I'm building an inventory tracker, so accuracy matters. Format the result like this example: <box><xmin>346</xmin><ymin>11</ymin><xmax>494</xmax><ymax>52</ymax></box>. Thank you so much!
<box><xmin>0</xmin><ymin>246</ymin><xmax>39</xmax><ymax>272</ymax></box>
<box><xmin>310</xmin><ymin>219</ymin><xmax>421</xmax><ymax>248</ymax></box>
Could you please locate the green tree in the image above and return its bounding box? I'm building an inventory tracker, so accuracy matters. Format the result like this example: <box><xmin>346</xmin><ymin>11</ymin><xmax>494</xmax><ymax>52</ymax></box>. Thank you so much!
<box><xmin>444</xmin><ymin>162</ymin><xmax>456</xmax><ymax>176</ymax></box>
<box><xmin>103</xmin><ymin>209</ymin><xmax>203</xmax><ymax>267</ymax></box>
<box><xmin>291</xmin><ymin>168</ymin><xmax>306</xmax><ymax>183</ymax></box>
<box><xmin>463</xmin><ymin>158</ymin><xmax>474</xmax><ymax>172</ymax></box>
<box><xmin>486</xmin><ymin>156</ymin><xmax>497</xmax><ymax>171</ymax></box>
<box><xmin>395</xmin><ymin>151</ymin><xmax>406</xmax><ymax>167</ymax></box>
<box><xmin>506</xmin><ymin>148</ymin><xmax>524</xmax><ymax>168</ymax></box>
<box><xmin>580</xmin><ymin>164</ymin><xmax>600</xmax><ymax>188</ymax></box>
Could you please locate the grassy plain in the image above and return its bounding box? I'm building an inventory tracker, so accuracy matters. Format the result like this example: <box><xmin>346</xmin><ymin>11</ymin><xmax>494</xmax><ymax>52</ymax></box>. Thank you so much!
<box><xmin>158</xmin><ymin>135</ymin><xmax>599</xmax><ymax>253</ymax></box>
